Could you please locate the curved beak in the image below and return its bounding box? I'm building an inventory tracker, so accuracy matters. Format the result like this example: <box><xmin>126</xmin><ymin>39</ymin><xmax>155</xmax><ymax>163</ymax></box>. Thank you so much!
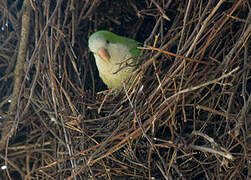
<box><xmin>97</xmin><ymin>47</ymin><xmax>111</xmax><ymax>63</ymax></box>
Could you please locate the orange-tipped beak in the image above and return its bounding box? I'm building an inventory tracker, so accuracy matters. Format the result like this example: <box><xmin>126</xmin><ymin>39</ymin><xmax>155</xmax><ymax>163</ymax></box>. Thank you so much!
<box><xmin>97</xmin><ymin>47</ymin><xmax>111</xmax><ymax>62</ymax></box>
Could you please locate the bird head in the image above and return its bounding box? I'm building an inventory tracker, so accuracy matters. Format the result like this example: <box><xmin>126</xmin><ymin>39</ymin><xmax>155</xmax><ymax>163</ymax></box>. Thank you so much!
<box><xmin>88</xmin><ymin>31</ymin><xmax>112</xmax><ymax>63</ymax></box>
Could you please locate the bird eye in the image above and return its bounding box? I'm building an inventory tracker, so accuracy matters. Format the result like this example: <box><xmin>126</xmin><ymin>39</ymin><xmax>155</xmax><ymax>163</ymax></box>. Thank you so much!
<box><xmin>106</xmin><ymin>40</ymin><xmax>110</xmax><ymax>44</ymax></box>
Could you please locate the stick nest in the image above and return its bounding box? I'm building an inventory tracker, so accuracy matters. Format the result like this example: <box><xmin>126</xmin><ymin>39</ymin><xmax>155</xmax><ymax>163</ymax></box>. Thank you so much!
<box><xmin>0</xmin><ymin>0</ymin><xmax>250</xmax><ymax>179</ymax></box>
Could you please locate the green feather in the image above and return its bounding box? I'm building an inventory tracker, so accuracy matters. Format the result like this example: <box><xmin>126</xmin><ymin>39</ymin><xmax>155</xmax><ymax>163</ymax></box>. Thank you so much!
<box><xmin>89</xmin><ymin>30</ymin><xmax>141</xmax><ymax>57</ymax></box>
<box><xmin>88</xmin><ymin>30</ymin><xmax>141</xmax><ymax>89</ymax></box>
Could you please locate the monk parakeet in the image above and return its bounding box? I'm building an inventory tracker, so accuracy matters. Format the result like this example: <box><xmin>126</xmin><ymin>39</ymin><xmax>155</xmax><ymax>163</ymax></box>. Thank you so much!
<box><xmin>88</xmin><ymin>30</ymin><xmax>141</xmax><ymax>89</ymax></box>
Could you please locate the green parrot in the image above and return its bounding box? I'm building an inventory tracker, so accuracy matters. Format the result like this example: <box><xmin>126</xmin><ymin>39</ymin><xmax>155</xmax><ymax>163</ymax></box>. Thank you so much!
<box><xmin>88</xmin><ymin>30</ymin><xmax>141</xmax><ymax>89</ymax></box>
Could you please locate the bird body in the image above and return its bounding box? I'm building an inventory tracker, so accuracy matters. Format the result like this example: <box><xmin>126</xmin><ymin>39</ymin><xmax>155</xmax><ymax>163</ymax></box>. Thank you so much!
<box><xmin>88</xmin><ymin>31</ymin><xmax>141</xmax><ymax>89</ymax></box>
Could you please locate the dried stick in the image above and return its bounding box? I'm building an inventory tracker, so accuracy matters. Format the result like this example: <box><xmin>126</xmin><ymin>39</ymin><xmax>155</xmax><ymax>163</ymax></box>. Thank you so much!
<box><xmin>0</xmin><ymin>0</ymin><xmax>31</xmax><ymax>150</ymax></box>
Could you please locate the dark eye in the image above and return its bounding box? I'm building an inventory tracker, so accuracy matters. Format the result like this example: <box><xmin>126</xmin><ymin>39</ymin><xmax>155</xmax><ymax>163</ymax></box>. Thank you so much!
<box><xmin>106</xmin><ymin>40</ymin><xmax>110</xmax><ymax>44</ymax></box>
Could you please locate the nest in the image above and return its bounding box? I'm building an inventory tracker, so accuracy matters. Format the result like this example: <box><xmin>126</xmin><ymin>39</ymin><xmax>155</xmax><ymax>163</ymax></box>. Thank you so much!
<box><xmin>0</xmin><ymin>0</ymin><xmax>250</xmax><ymax>179</ymax></box>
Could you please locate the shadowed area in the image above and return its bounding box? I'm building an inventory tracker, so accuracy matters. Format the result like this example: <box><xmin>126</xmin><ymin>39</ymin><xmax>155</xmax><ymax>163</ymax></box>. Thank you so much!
<box><xmin>0</xmin><ymin>0</ymin><xmax>250</xmax><ymax>179</ymax></box>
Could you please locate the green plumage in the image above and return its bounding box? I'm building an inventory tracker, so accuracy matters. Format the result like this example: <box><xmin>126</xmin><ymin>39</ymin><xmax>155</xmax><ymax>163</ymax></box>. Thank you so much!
<box><xmin>88</xmin><ymin>30</ymin><xmax>141</xmax><ymax>89</ymax></box>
